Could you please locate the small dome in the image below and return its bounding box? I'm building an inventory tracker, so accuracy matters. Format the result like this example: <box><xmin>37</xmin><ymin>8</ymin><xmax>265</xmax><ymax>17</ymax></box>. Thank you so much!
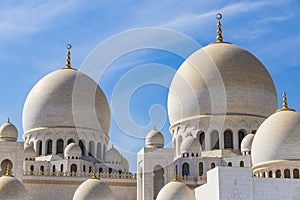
<box><xmin>241</xmin><ymin>132</ymin><xmax>255</xmax><ymax>154</ymax></box>
<box><xmin>64</xmin><ymin>143</ymin><xmax>82</xmax><ymax>158</ymax></box>
<box><xmin>105</xmin><ymin>146</ymin><xmax>121</xmax><ymax>162</ymax></box>
<box><xmin>168</xmin><ymin>43</ymin><xmax>277</xmax><ymax>126</ymax></box>
<box><xmin>73</xmin><ymin>178</ymin><xmax>115</xmax><ymax>200</ymax></box>
<box><xmin>22</xmin><ymin>68</ymin><xmax>110</xmax><ymax>134</ymax></box>
<box><xmin>252</xmin><ymin>110</ymin><xmax>300</xmax><ymax>167</ymax></box>
<box><xmin>24</xmin><ymin>144</ymin><xmax>35</xmax><ymax>157</ymax></box>
<box><xmin>146</xmin><ymin>128</ymin><xmax>164</xmax><ymax>148</ymax></box>
<box><xmin>0</xmin><ymin>120</ymin><xmax>18</xmax><ymax>142</ymax></box>
<box><xmin>156</xmin><ymin>181</ymin><xmax>195</xmax><ymax>200</ymax></box>
<box><xmin>0</xmin><ymin>166</ymin><xmax>29</xmax><ymax>200</ymax></box>
<box><xmin>181</xmin><ymin>136</ymin><xmax>201</xmax><ymax>154</ymax></box>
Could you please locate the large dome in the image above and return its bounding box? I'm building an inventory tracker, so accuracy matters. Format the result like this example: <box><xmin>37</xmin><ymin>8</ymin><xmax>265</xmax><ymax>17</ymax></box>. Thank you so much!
<box><xmin>251</xmin><ymin>109</ymin><xmax>300</xmax><ymax>167</ymax></box>
<box><xmin>167</xmin><ymin>43</ymin><xmax>277</xmax><ymax>126</ymax></box>
<box><xmin>22</xmin><ymin>68</ymin><xmax>110</xmax><ymax>134</ymax></box>
<box><xmin>156</xmin><ymin>181</ymin><xmax>195</xmax><ymax>200</ymax></box>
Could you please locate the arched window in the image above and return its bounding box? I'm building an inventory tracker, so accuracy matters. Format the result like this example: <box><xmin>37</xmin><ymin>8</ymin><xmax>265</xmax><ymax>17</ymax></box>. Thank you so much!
<box><xmin>89</xmin><ymin>141</ymin><xmax>94</xmax><ymax>157</ymax></box>
<box><xmin>71</xmin><ymin>164</ymin><xmax>77</xmax><ymax>174</ymax></box>
<box><xmin>79</xmin><ymin>140</ymin><xmax>85</xmax><ymax>156</ymax></box>
<box><xmin>240</xmin><ymin>161</ymin><xmax>244</xmax><ymax>167</ymax></box>
<box><xmin>99</xmin><ymin>167</ymin><xmax>103</xmax><ymax>173</ymax></box>
<box><xmin>46</xmin><ymin>139</ymin><xmax>52</xmax><ymax>155</ymax></box>
<box><xmin>83</xmin><ymin>165</ymin><xmax>86</xmax><ymax>172</ymax></box>
<box><xmin>37</xmin><ymin>140</ymin><xmax>42</xmax><ymax>156</ymax></box>
<box><xmin>56</xmin><ymin>139</ymin><xmax>64</xmax><ymax>154</ymax></box>
<box><xmin>30</xmin><ymin>165</ymin><xmax>34</xmax><ymax>172</ymax></box>
<box><xmin>293</xmin><ymin>169</ymin><xmax>299</xmax><ymax>179</ymax></box>
<box><xmin>182</xmin><ymin>163</ymin><xmax>190</xmax><ymax>176</ymax></box>
<box><xmin>97</xmin><ymin>143</ymin><xmax>102</xmax><ymax>160</ymax></box>
<box><xmin>224</xmin><ymin>130</ymin><xmax>233</xmax><ymax>149</ymax></box>
<box><xmin>238</xmin><ymin>130</ymin><xmax>246</xmax><ymax>149</ymax></box>
<box><xmin>52</xmin><ymin>166</ymin><xmax>55</xmax><ymax>173</ymax></box>
<box><xmin>153</xmin><ymin>165</ymin><xmax>164</xmax><ymax>199</ymax></box>
<box><xmin>0</xmin><ymin>159</ymin><xmax>13</xmax><ymax>176</ymax></box>
<box><xmin>268</xmin><ymin>171</ymin><xmax>272</xmax><ymax>178</ymax></box>
<box><xmin>109</xmin><ymin>168</ymin><xmax>112</xmax><ymax>174</ymax></box>
<box><xmin>228</xmin><ymin>162</ymin><xmax>232</xmax><ymax>167</ymax></box>
<box><xmin>40</xmin><ymin>165</ymin><xmax>44</xmax><ymax>172</ymax></box>
<box><xmin>67</xmin><ymin>138</ymin><xmax>75</xmax><ymax>145</ymax></box>
<box><xmin>60</xmin><ymin>164</ymin><xmax>63</xmax><ymax>172</ymax></box>
<box><xmin>211</xmin><ymin>131</ymin><xmax>219</xmax><ymax>150</ymax></box>
<box><xmin>276</xmin><ymin>170</ymin><xmax>281</xmax><ymax>178</ymax></box>
<box><xmin>211</xmin><ymin>163</ymin><xmax>215</xmax><ymax>169</ymax></box>
<box><xmin>198</xmin><ymin>132</ymin><xmax>205</xmax><ymax>150</ymax></box>
<box><xmin>199</xmin><ymin>162</ymin><xmax>203</xmax><ymax>176</ymax></box>
<box><xmin>284</xmin><ymin>169</ymin><xmax>290</xmax><ymax>178</ymax></box>
<box><xmin>89</xmin><ymin>166</ymin><xmax>92</xmax><ymax>173</ymax></box>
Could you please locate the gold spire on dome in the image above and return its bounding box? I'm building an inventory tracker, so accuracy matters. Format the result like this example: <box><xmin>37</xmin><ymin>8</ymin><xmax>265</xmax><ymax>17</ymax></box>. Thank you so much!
<box><xmin>172</xmin><ymin>170</ymin><xmax>179</xmax><ymax>182</ymax></box>
<box><xmin>4</xmin><ymin>164</ymin><xmax>13</xmax><ymax>177</ymax></box>
<box><xmin>65</xmin><ymin>44</ymin><xmax>72</xmax><ymax>69</ymax></box>
<box><xmin>216</xmin><ymin>13</ymin><xmax>223</xmax><ymax>43</ymax></box>
<box><xmin>276</xmin><ymin>92</ymin><xmax>296</xmax><ymax>112</ymax></box>
<box><xmin>249</xmin><ymin>129</ymin><xmax>253</xmax><ymax>134</ymax></box>
<box><xmin>90</xmin><ymin>165</ymin><xmax>99</xmax><ymax>179</ymax></box>
<box><xmin>7</xmin><ymin>117</ymin><xmax>10</xmax><ymax>123</ymax></box>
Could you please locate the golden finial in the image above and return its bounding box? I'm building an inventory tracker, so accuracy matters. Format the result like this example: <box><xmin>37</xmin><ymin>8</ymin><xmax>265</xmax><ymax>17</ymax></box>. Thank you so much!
<box><xmin>65</xmin><ymin>44</ymin><xmax>72</xmax><ymax>69</ymax></box>
<box><xmin>249</xmin><ymin>129</ymin><xmax>253</xmax><ymax>134</ymax></box>
<box><xmin>4</xmin><ymin>164</ymin><xmax>13</xmax><ymax>177</ymax></box>
<box><xmin>7</xmin><ymin>117</ymin><xmax>10</xmax><ymax>123</ymax></box>
<box><xmin>216</xmin><ymin>13</ymin><xmax>223</xmax><ymax>43</ymax></box>
<box><xmin>172</xmin><ymin>169</ymin><xmax>179</xmax><ymax>182</ymax></box>
<box><xmin>276</xmin><ymin>92</ymin><xmax>295</xmax><ymax>112</ymax></box>
<box><xmin>90</xmin><ymin>165</ymin><xmax>99</xmax><ymax>179</ymax></box>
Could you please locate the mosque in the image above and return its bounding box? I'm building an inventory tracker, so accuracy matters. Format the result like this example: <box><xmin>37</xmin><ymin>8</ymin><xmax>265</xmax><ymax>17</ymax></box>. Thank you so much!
<box><xmin>1</xmin><ymin>13</ymin><xmax>300</xmax><ymax>200</ymax></box>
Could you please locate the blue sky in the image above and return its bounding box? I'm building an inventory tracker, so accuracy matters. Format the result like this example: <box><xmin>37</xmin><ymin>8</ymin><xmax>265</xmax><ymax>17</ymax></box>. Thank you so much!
<box><xmin>0</xmin><ymin>0</ymin><xmax>299</xmax><ymax>172</ymax></box>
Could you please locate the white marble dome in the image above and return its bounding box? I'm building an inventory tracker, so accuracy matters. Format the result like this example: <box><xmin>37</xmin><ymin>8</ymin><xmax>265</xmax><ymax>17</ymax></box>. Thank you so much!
<box><xmin>146</xmin><ymin>128</ymin><xmax>164</xmax><ymax>148</ymax></box>
<box><xmin>167</xmin><ymin>43</ymin><xmax>277</xmax><ymax>126</ymax></box>
<box><xmin>64</xmin><ymin>143</ymin><xmax>82</xmax><ymax>158</ymax></box>
<box><xmin>241</xmin><ymin>132</ymin><xmax>255</xmax><ymax>154</ymax></box>
<box><xmin>181</xmin><ymin>135</ymin><xmax>201</xmax><ymax>154</ymax></box>
<box><xmin>22</xmin><ymin>68</ymin><xmax>110</xmax><ymax>134</ymax></box>
<box><xmin>105</xmin><ymin>146</ymin><xmax>121</xmax><ymax>162</ymax></box>
<box><xmin>252</xmin><ymin>110</ymin><xmax>300</xmax><ymax>167</ymax></box>
<box><xmin>73</xmin><ymin>178</ymin><xmax>115</xmax><ymax>200</ymax></box>
<box><xmin>0</xmin><ymin>175</ymin><xmax>29</xmax><ymax>200</ymax></box>
<box><xmin>156</xmin><ymin>181</ymin><xmax>196</xmax><ymax>200</ymax></box>
<box><xmin>0</xmin><ymin>120</ymin><xmax>18</xmax><ymax>141</ymax></box>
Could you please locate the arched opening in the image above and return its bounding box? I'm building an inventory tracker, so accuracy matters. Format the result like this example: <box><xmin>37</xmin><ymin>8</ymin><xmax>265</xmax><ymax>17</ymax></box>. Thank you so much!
<box><xmin>199</xmin><ymin>162</ymin><xmax>203</xmax><ymax>176</ymax></box>
<box><xmin>52</xmin><ymin>166</ymin><xmax>55</xmax><ymax>173</ymax></box>
<box><xmin>40</xmin><ymin>165</ymin><xmax>44</xmax><ymax>173</ymax></box>
<box><xmin>30</xmin><ymin>165</ymin><xmax>34</xmax><ymax>172</ymax></box>
<box><xmin>153</xmin><ymin>165</ymin><xmax>164</xmax><ymax>199</ymax></box>
<box><xmin>89</xmin><ymin>141</ymin><xmax>94</xmax><ymax>157</ymax></box>
<box><xmin>211</xmin><ymin>163</ymin><xmax>215</xmax><ymax>169</ymax></box>
<box><xmin>46</xmin><ymin>139</ymin><xmax>52</xmax><ymax>155</ymax></box>
<box><xmin>97</xmin><ymin>143</ymin><xmax>102</xmax><ymax>160</ymax></box>
<box><xmin>99</xmin><ymin>167</ymin><xmax>103</xmax><ymax>173</ymax></box>
<box><xmin>224</xmin><ymin>130</ymin><xmax>233</xmax><ymax>149</ymax></box>
<box><xmin>71</xmin><ymin>164</ymin><xmax>77</xmax><ymax>174</ymax></box>
<box><xmin>79</xmin><ymin>140</ymin><xmax>85</xmax><ymax>156</ymax></box>
<box><xmin>268</xmin><ymin>171</ymin><xmax>272</xmax><ymax>178</ymax></box>
<box><xmin>293</xmin><ymin>169</ymin><xmax>299</xmax><ymax>179</ymax></box>
<box><xmin>182</xmin><ymin>163</ymin><xmax>190</xmax><ymax>176</ymax></box>
<box><xmin>240</xmin><ymin>161</ymin><xmax>244</xmax><ymax>167</ymax></box>
<box><xmin>238</xmin><ymin>130</ymin><xmax>246</xmax><ymax>149</ymax></box>
<box><xmin>276</xmin><ymin>170</ymin><xmax>281</xmax><ymax>178</ymax></box>
<box><xmin>37</xmin><ymin>140</ymin><xmax>42</xmax><ymax>156</ymax></box>
<box><xmin>56</xmin><ymin>139</ymin><xmax>64</xmax><ymax>154</ymax></box>
<box><xmin>89</xmin><ymin>166</ymin><xmax>92</xmax><ymax>173</ymax></box>
<box><xmin>60</xmin><ymin>164</ymin><xmax>63</xmax><ymax>172</ymax></box>
<box><xmin>67</xmin><ymin>138</ymin><xmax>75</xmax><ymax>145</ymax></box>
<box><xmin>198</xmin><ymin>131</ymin><xmax>205</xmax><ymax>150</ymax></box>
<box><xmin>284</xmin><ymin>169</ymin><xmax>290</xmax><ymax>178</ymax></box>
<box><xmin>83</xmin><ymin>165</ymin><xmax>86</xmax><ymax>172</ymax></box>
<box><xmin>228</xmin><ymin>162</ymin><xmax>232</xmax><ymax>167</ymax></box>
<box><xmin>211</xmin><ymin>131</ymin><xmax>219</xmax><ymax>150</ymax></box>
<box><xmin>0</xmin><ymin>159</ymin><xmax>13</xmax><ymax>176</ymax></box>
<box><xmin>109</xmin><ymin>168</ymin><xmax>112</xmax><ymax>174</ymax></box>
